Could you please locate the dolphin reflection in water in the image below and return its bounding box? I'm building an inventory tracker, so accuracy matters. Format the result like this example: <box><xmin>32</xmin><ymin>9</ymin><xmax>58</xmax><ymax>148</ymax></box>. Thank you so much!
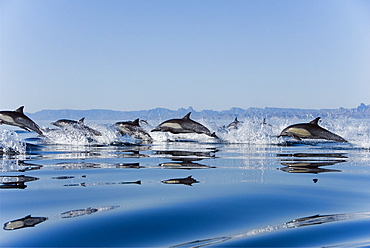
<box><xmin>59</xmin><ymin>206</ymin><xmax>119</xmax><ymax>218</ymax></box>
<box><xmin>162</xmin><ymin>176</ymin><xmax>199</xmax><ymax>186</ymax></box>
<box><xmin>3</xmin><ymin>206</ymin><xmax>119</xmax><ymax>231</ymax></box>
<box><xmin>3</xmin><ymin>215</ymin><xmax>48</xmax><ymax>230</ymax></box>
<box><xmin>171</xmin><ymin>211</ymin><xmax>370</xmax><ymax>247</ymax></box>
<box><xmin>277</xmin><ymin>152</ymin><xmax>346</xmax><ymax>174</ymax></box>
<box><xmin>0</xmin><ymin>175</ymin><xmax>39</xmax><ymax>189</ymax></box>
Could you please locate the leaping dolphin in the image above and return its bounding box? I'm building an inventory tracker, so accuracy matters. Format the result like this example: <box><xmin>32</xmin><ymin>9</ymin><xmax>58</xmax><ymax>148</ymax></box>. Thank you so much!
<box><xmin>51</xmin><ymin>118</ymin><xmax>102</xmax><ymax>136</ymax></box>
<box><xmin>226</xmin><ymin>117</ymin><xmax>241</xmax><ymax>130</ymax></box>
<box><xmin>277</xmin><ymin>117</ymin><xmax>347</xmax><ymax>142</ymax></box>
<box><xmin>151</xmin><ymin>112</ymin><xmax>218</xmax><ymax>138</ymax></box>
<box><xmin>114</xmin><ymin>118</ymin><xmax>153</xmax><ymax>142</ymax></box>
<box><xmin>0</xmin><ymin>106</ymin><xmax>43</xmax><ymax>135</ymax></box>
<box><xmin>50</xmin><ymin>118</ymin><xmax>80</xmax><ymax>127</ymax></box>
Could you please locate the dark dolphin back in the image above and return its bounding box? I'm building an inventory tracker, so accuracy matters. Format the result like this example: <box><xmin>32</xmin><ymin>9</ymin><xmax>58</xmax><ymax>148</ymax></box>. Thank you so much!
<box><xmin>314</xmin><ymin>127</ymin><xmax>348</xmax><ymax>142</ymax></box>
<box><xmin>180</xmin><ymin>112</ymin><xmax>214</xmax><ymax>135</ymax></box>
<box><xmin>310</xmin><ymin>117</ymin><xmax>347</xmax><ymax>142</ymax></box>
<box><xmin>308</xmin><ymin>117</ymin><xmax>347</xmax><ymax>142</ymax></box>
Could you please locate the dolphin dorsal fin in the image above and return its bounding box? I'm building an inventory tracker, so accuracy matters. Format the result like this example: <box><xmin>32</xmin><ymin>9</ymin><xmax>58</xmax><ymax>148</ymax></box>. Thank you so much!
<box><xmin>15</xmin><ymin>106</ymin><xmax>25</xmax><ymax>114</ymax></box>
<box><xmin>78</xmin><ymin>117</ymin><xmax>85</xmax><ymax>124</ymax></box>
<box><xmin>309</xmin><ymin>117</ymin><xmax>321</xmax><ymax>125</ymax></box>
<box><xmin>183</xmin><ymin>112</ymin><xmax>191</xmax><ymax>120</ymax></box>
<box><xmin>132</xmin><ymin>118</ymin><xmax>140</xmax><ymax>126</ymax></box>
<box><xmin>235</xmin><ymin>117</ymin><xmax>238</xmax><ymax>122</ymax></box>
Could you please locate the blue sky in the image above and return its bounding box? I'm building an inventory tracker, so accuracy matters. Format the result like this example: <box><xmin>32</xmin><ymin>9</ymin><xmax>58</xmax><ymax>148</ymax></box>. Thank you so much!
<box><xmin>1</xmin><ymin>0</ymin><xmax>369</xmax><ymax>113</ymax></box>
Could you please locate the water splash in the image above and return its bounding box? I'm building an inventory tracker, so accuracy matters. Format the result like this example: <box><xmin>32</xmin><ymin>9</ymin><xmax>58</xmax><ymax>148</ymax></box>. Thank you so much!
<box><xmin>41</xmin><ymin>125</ymin><xmax>119</xmax><ymax>146</ymax></box>
<box><xmin>217</xmin><ymin>118</ymin><xmax>280</xmax><ymax>145</ymax></box>
<box><xmin>334</xmin><ymin>118</ymin><xmax>370</xmax><ymax>149</ymax></box>
<box><xmin>143</xmin><ymin>117</ymin><xmax>370</xmax><ymax>148</ymax></box>
<box><xmin>0</xmin><ymin>130</ymin><xmax>26</xmax><ymax>155</ymax></box>
<box><xmin>217</xmin><ymin>117</ymin><xmax>370</xmax><ymax>148</ymax></box>
<box><xmin>20</xmin><ymin>118</ymin><xmax>370</xmax><ymax>149</ymax></box>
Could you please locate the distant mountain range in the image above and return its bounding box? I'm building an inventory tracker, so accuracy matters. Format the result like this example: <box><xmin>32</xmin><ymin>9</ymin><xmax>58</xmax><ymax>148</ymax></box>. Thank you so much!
<box><xmin>28</xmin><ymin>103</ymin><xmax>370</xmax><ymax>121</ymax></box>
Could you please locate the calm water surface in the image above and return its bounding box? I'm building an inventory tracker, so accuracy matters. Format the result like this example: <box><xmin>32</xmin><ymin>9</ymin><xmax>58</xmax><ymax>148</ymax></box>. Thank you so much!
<box><xmin>1</xmin><ymin>118</ymin><xmax>369</xmax><ymax>247</ymax></box>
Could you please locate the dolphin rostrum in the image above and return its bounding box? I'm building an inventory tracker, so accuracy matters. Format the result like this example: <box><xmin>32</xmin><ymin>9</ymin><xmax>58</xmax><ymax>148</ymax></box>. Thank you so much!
<box><xmin>0</xmin><ymin>106</ymin><xmax>43</xmax><ymax>135</ymax></box>
<box><xmin>277</xmin><ymin>117</ymin><xmax>347</xmax><ymax>142</ymax></box>
<box><xmin>151</xmin><ymin>112</ymin><xmax>218</xmax><ymax>138</ymax></box>
<box><xmin>114</xmin><ymin>118</ymin><xmax>152</xmax><ymax>141</ymax></box>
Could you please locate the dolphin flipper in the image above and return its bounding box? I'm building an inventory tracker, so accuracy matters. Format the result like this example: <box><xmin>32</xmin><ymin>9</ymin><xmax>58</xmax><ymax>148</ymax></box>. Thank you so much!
<box><xmin>17</xmin><ymin>125</ymin><xmax>32</xmax><ymax>132</ymax></box>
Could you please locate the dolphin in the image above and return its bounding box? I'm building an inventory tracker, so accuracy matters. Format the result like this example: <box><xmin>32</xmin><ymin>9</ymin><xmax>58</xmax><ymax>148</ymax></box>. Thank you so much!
<box><xmin>151</xmin><ymin>112</ymin><xmax>218</xmax><ymax>138</ymax></box>
<box><xmin>51</xmin><ymin>117</ymin><xmax>102</xmax><ymax>136</ymax></box>
<box><xmin>139</xmin><ymin>120</ymin><xmax>149</xmax><ymax>125</ymax></box>
<box><xmin>51</xmin><ymin>118</ymin><xmax>80</xmax><ymax>127</ymax></box>
<box><xmin>277</xmin><ymin>117</ymin><xmax>347</xmax><ymax>142</ymax></box>
<box><xmin>226</xmin><ymin>117</ymin><xmax>241</xmax><ymax>130</ymax></box>
<box><xmin>261</xmin><ymin>118</ymin><xmax>273</xmax><ymax>127</ymax></box>
<box><xmin>114</xmin><ymin>118</ymin><xmax>152</xmax><ymax>141</ymax></box>
<box><xmin>0</xmin><ymin>106</ymin><xmax>43</xmax><ymax>135</ymax></box>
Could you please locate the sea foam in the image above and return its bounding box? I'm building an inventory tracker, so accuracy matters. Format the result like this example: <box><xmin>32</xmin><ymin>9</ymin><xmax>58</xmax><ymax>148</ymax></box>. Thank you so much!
<box><xmin>0</xmin><ymin>130</ymin><xmax>26</xmax><ymax>155</ymax></box>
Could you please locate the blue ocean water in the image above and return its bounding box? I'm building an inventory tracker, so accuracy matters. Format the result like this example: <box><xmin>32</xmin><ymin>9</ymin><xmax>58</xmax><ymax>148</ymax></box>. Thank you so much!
<box><xmin>1</xmin><ymin>117</ymin><xmax>369</xmax><ymax>247</ymax></box>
